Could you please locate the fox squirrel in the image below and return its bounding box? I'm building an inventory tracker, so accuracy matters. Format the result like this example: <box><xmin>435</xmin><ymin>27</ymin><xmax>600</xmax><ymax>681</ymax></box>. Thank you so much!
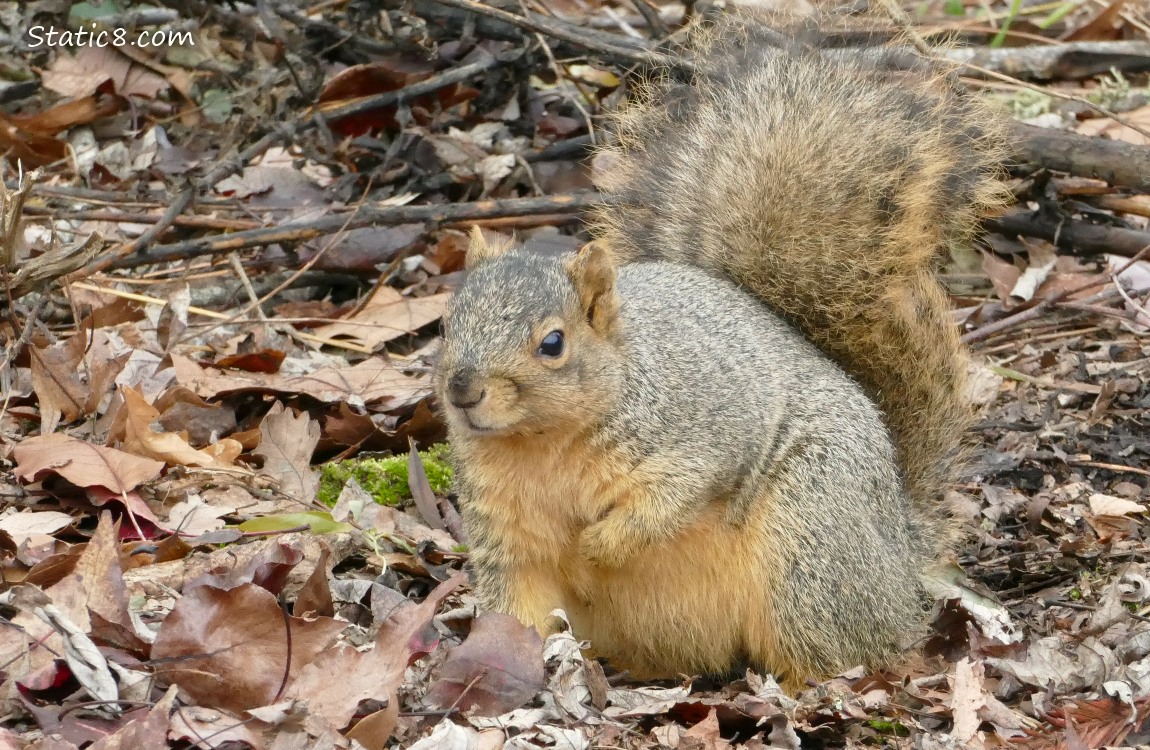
<box><xmin>434</xmin><ymin>15</ymin><xmax>1007</xmax><ymax>689</ymax></box>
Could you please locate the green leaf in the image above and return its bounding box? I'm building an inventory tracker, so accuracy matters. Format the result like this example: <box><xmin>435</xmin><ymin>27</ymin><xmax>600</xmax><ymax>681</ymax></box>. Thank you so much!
<box><xmin>944</xmin><ymin>0</ymin><xmax>965</xmax><ymax>16</ymax></box>
<box><xmin>237</xmin><ymin>511</ymin><xmax>352</xmax><ymax>535</ymax></box>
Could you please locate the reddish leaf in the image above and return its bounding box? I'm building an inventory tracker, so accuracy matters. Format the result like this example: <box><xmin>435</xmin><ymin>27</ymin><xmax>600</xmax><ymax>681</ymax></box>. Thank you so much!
<box><xmin>426</xmin><ymin>612</ymin><xmax>545</xmax><ymax>717</ymax></box>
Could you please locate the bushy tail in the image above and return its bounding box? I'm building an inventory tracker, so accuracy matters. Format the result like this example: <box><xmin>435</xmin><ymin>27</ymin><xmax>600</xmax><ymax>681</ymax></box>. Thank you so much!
<box><xmin>591</xmin><ymin>15</ymin><xmax>1009</xmax><ymax>549</ymax></box>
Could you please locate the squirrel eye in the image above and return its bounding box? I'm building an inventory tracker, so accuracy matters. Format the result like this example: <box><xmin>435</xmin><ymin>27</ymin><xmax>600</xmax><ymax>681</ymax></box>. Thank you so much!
<box><xmin>537</xmin><ymin>330</ymin><xmax>565</xmax><ymax>358</ymax></box>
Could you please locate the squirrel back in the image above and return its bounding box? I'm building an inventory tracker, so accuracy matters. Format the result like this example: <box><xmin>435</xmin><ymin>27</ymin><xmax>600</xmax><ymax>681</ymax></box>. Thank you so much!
<box><xmin>592</xmin><ymin>17</ymin><xmax>1009</xmax><ymax>550</ymax></box>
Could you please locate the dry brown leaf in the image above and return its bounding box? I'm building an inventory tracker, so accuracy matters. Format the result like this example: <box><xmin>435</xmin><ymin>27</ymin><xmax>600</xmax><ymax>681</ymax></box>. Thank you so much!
<box><xmin>152</xmin><ymin>582</ymin><xmax>345</xmax><ymax>713</ymax></box>
<box><xmin>28</xmin><ymin>332</ymin><xmax>128</xmax><ymax>434</ymax></box>
<box><xmin>294</xmin><ymin>547</ymin><xmax>334</xmax><ymax>618</ymax></box>
<box><xmin>312</xmin><ymin>287</ymin><xmax>449</xmax><ymax>351</ymax></box>
<box><xmin>29</xmin><ymin>335</ymin><xmax>88</xmax><ymax>434</ymax></box>
<box><xmin>111</xmin><ymin>386</ymin><xmax>239</xmax><ymax>468</ymax></box>
<box><xmin>0</xmin><ymin>511</ymin><xmax>73</xmax><ymax>544</ymax></box>
<box><xmin>1076</xmin><ymin>105</ymin><xmax>1150</xmax><ymax>146</ymax></box>
<box><xmin>42</xmin><ymin>47</ymin><xmax>169</xmax><ymax>99</ymax></box>
<box><xmin>254</xmin><ymin>403</ymin><xmax>320</xmax><ymax>504</ymax></box>
<box><xmin>87</xmin><ymin>685</ymin><xmax>177</xmax><ymax>750</ymax></box>
<box><xmin>427</xmin><ymin>612</ymin><xmax>545</xmax><ymax>717</ymax></box>
<box><xmin>171</xmin><ymin>354</ymin><xmax>428</xmax><ymax>407</ymax></box>
<box><xmin>0</xmin><ymin>112</ymin><xmax>68</xmax><ymax>167</ymax></box>
<box><xmin>76</xmin><ymin>514</ymin><xmax>144</xmax><ymax>653</ymax></box>
<box><xmin>13</xmin><ymin>433</ymin><xmax>164</xmax><ymax>494</ymax></box>
<box><xmin>8</xmin><ymin>96</ymin><xmax>125</xmax><ymax>136</ymax></box>
<box><xmin>345</xmin><ymin>703</ymin><xmax>400</xmax><ymax>750</ymax></box>
<box><xmin>980</xmin><ymin>251</ymin><xmax>1021</xmax><ymax>304</ymax></box>
<box><xmin>680</xmin><ymin>708</ymin><xmax>730</xmax><ymax>750</ymax></box>
<box><xmin>285</xmin><ymin>573</ymin><xmax>464</xmax><ymax>732</ymax></box>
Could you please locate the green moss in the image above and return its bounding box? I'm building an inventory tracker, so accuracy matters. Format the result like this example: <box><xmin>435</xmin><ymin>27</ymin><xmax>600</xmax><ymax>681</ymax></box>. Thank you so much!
<box><xmin>319</xmin><ymin>444</ymin><xmax>453</xmax><ymax>507</ymax></box>
<box><xmin>865</xmin><ymin>719</ymin><xmax>909</xmax><ymax>737</ymax></box>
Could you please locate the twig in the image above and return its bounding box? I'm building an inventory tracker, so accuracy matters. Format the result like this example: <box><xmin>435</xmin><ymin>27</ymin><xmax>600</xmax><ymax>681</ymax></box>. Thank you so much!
<box><xmin>67</xmin><ymin>281</ymin><xmax>373</xmax><ymax>353</ymax></box>
<box><xmin>21</xmin><ymin>206</ymin><xmax>262</xmax><ymax>231</ymax></box>
<box><xmin>943</xmin><ymin>40</ymin><xmax>1150</xmax><ymax>81</ymax></box>
<box><xmin>227</xmin><ymin>253</ymin><xmax>269</xmax><ymax>323</ymax></box>
<box><xmin>962</xmin><ymin>245</ymin><xmax>1150</xmax><ymax>343</ymax></box>
<box><xmin>82</xmin><ymin>58</ymin><xmax>504</xmax><ymax>272</ymax></box>
<box><xmin>104</xmin><ymin>193</ymin><xmax>604</xmax><ymax>270</ymax></box>
<box><xmin>424</xmin><ymin>0</ymin><xmax>685</xmax><ymax>69</ymax></box>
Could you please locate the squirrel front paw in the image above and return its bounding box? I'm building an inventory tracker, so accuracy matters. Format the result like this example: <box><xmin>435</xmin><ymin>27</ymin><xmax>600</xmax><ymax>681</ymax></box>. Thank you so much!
<box><xmin>578</xmin><ymin>516</ymin><xmax>639</xmax><ymax>567</ymax></box>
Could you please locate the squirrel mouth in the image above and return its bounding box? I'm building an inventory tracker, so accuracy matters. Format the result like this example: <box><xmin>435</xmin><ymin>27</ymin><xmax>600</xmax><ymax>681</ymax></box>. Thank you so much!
<box><xmin>460</xmin><ymin>410</ymin><xmax>501</xmax><ymax>435</ymax></box>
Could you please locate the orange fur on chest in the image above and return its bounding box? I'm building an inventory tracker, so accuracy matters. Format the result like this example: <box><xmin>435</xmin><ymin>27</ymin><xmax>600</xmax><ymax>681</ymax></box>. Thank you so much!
<box><xmin>460</xmin><ymin>434</ymin><xmax>787</xmax><ymax>681</ymax></box>
<box><xmin>462</xmin><ymin>434</ymin><xmax>617</xmax><ymax>559</ymax></box>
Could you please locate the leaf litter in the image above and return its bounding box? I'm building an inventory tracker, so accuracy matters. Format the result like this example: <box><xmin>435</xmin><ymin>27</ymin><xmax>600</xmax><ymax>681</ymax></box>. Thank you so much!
<box><xmin>0</xmin><ymin>0</ymin><xmax>1149</xmax><ymax>747</ymax></box>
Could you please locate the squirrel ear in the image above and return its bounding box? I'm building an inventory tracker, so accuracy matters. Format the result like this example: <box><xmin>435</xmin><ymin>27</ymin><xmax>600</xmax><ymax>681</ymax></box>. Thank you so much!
<box><xmin>466</xmin><ymin>226</ymin><xmax>515</xmax><ymax>269</ymax></box>
<box><xmin>565</xmin><ymin>241</ymin><xmax>619</xmax><ymax>333</ymax></box>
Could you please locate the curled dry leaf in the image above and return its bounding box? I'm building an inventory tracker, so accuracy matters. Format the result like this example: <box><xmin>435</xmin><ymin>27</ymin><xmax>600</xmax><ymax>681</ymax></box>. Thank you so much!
<box><xmin>112</xmin><ymin>386</ymin><xmax>241</xmax><ymax>469</ymax></box>
<box><xmin>13</xmin><ymin>433</ymin><xmax>164</xmax><ymax>495</ymax></box>
<box><xmin>151</xmin><ymin>581</ymin><xmax>346</xmax><ymax>713</ymax></box>
<box><xmin>427</xmin><ymin>612</ymin><xmax>545</xmax><ymax>717</ymax></box>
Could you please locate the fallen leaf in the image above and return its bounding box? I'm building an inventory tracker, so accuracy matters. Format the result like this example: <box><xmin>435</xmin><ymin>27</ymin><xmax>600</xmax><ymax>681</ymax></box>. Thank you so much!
<box><xmin>42</xmin><ymin>47</ymin><xmax>169</xmax><ymax>99</ymax></box>
<box><xmin>427</xmin><ymin>612</ymin><xmax>545</xmax><ymax>717</ymax></box>
<box><xmin>112</xmin><ymin>386</ymin><xmax>239</xmax><ymax>468</ymax></box>
<box><xmin>237</xmin><ymin>512</ymin><xmax>352</xmax><ymax>535</ymax></box>
<box><xmin>151</xmin><ymin>582</ymin><xmax>345</xmax><ymax>713</ymax></box>
<box><xmin>681</xmin><ymin>708</ymin><xmax>729</xmax><ymax>750</ymax></box>
<box><xmin>1090</xmin><ymin>493</ymin><xmax>1147</xmax><ymax>517</ymax></box>
<box><xmin>311</xmin><ymin>287</ymin><xmax>448</xmax><ymax>351</ymax></box>
<box><xmin>0</xmin><ymin>511</ymin><xmax>73</xmax><ymax>544</ymax></box>
<box><xmin>285</xmin><ymin>573</ymin><xmax>464</xmax><ymax>732</ymax></box>
<box><xmin>171</xmin><ymin>353</ymin><xmax>429</xmax><ymax>407</ymax></box>
<box><xmin>254</xmin><ymin>403</ymin><xmax>321</xmax><ymax>503</ymax></box>
<box><xmin>13</xmin><ymin>434</ymin><xmax>164</xmax><ymax>494</ymax></box>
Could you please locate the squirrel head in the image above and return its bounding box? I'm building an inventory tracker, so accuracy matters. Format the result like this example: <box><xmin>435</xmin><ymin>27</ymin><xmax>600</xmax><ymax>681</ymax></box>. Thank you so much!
<box><xmin>434</xmin><ymin>228</ymin><xmax>622</xmax><ymax>438</ymax></box>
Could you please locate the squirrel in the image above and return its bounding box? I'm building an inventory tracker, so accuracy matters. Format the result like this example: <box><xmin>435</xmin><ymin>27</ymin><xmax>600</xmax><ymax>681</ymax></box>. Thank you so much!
<box><xmin>433</xmin><ymin>14</ymin><xmax>1008</xmax><ymax>690</ymax></box>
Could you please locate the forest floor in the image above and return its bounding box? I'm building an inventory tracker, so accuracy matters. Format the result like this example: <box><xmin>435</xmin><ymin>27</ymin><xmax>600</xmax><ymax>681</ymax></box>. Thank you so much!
<box><xmin>0</xmin><ymin>0</ymin><xmax>1149</xmax><ymax>748</ymax></box>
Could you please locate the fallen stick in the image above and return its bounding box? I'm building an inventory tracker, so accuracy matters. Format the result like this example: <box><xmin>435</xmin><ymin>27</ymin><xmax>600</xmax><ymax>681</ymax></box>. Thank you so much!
<box><xmin>1011</xmin><ymin>123</ymin><xmax>1150</xmax><ymax>191</ymax></box>
<box><xmin>944</xmin><ymin>40</ymin><xmax>1150</xmax><ymax>81</ymax></box>
<box><xmin>984</xmin><ymin>207</ymin><xmax>1150</xmax><ymax>257</ymax></box>
<box><xmin>104</xmin><ymin>193</ymin><xmax>604</xmax><ymax>270</ymax></box>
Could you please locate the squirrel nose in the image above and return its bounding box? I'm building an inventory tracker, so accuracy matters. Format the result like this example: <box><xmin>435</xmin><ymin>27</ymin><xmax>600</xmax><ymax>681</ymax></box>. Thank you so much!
<box><xmin>448</xmin><ymin>371</ymin><xmax>486</xmax><ymax>409</ymax></box>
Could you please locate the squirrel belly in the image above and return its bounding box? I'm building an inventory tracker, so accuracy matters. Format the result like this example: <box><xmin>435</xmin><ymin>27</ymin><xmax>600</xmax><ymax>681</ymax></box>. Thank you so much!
<box><xmin>439</xmin><ymin>254</ymin><xmax>934</xmax><ymax>687</ymax></box>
